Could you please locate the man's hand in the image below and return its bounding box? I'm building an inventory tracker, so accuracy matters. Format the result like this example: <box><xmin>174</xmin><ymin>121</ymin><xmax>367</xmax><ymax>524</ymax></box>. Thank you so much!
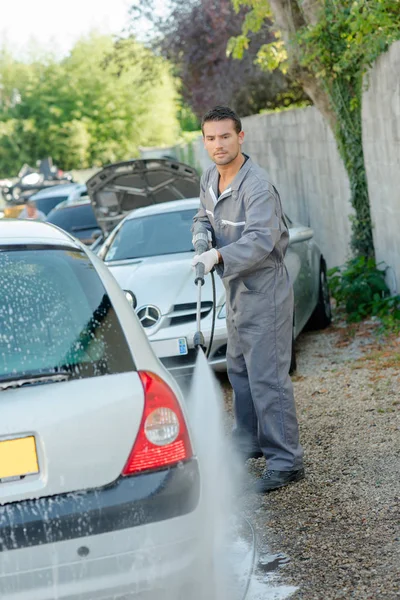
<box><xmin>192</xmin><ymin>248</ymin><xmax>219</xmax><ymax>275</ymax></box>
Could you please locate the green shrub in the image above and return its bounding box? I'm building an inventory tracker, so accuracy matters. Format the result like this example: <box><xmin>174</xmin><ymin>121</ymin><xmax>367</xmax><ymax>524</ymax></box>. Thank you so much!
<box><xmin>328</xmin><ymin>257</ymin><xmax>400</xmax><ymax>332</ymax></box>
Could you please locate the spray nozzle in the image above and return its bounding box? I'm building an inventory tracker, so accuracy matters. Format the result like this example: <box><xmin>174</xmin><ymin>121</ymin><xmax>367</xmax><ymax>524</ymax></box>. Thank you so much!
<box><xmin>193</xmin><ymin>330</ymin><xmax>206</xmax><ymax>352</ymax></box>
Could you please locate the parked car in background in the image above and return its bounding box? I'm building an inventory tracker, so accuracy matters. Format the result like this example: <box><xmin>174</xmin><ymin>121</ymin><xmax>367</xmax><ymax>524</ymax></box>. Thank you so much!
<box><xmin>0</xmin><ymin>219</ymin><xmax>203</xmax><ymax>600</ymax></box>
<box><xmin>2</xmin><ymin>183</ymin><xmax>87</xmax><ymax>219</ymax></box>
<box><xmin>27</xmin><ymin>183</ymin><xmax>87</xmax><ymax>215</ymax></box>
<box><xmin>46</xmin><ymin>198</ymin><xmax>101</xmax><ymax>245</ymax></box>
<box><xmin>97</xmin><ymin>197</ymin><xmax>332</xmax><ymax>378</ymax></box>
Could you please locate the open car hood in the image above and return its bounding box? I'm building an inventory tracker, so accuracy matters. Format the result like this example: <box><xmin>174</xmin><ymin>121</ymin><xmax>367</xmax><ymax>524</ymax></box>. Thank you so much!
<box><xmin>86</xmin><ymin>159</ymin><xmax>200</xmax><ymax>235</ymax></box>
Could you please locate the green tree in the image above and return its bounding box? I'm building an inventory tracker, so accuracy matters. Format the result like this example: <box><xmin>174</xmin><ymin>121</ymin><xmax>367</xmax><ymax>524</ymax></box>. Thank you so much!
<box><xmin>130</xmin><ymin>0</ymin><xmax>310</xmax><ymax>120</ymax></box>
<box><xmin>229</xmin><ymin>0</ymin><xmax>400</xmax><ymax>258</ymax></box>
<box><xmin>0</xmin><ymin>34</ymin><xmax>179</xmax><ymax>176</ymax></box>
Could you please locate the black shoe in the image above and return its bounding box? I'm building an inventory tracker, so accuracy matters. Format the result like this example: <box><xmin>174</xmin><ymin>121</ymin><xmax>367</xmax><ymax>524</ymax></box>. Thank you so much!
<box><xmin>254</xmin><ymin>468</ymin><xmax>305</xmax><ymax>493</ymax></box>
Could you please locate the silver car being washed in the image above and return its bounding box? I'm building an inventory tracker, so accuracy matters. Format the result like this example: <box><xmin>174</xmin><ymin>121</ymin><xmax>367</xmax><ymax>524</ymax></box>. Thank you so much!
<box><xmin>0</xmin><ymin>220</ymin><xmax>203</xmax><ymax>600</ymax></box>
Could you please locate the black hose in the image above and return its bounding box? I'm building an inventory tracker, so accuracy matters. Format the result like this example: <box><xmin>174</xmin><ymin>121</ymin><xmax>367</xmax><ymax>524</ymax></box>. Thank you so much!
<box><xmin>239</xmin><ymin>515</ymin><xmax>257</xmax><ymax>600</ymax></box>
<box><xmin>206</xmin><ymin>268</ymin><xmax>217</xmax><ymax>358</ymax></box>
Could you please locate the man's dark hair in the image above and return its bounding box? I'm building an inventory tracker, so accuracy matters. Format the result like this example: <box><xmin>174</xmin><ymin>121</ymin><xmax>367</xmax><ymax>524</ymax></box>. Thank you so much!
<box><xmin>201</xmin><ymin>106</ymin><xmax>242</xmax><ymax>135</ymax></box>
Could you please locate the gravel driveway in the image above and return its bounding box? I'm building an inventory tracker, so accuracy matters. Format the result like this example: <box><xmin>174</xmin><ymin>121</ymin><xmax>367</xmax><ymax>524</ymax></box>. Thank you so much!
<box><xmin>220</xmin><ymin>320</ymin><xmax>400</xmax><ymax>599</ymax></box>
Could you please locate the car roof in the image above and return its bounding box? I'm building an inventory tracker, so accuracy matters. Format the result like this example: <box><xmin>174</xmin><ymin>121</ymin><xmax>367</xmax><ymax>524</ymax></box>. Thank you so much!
<box><xmin>0</xmin><ymin>219</ymin><xmax>81</xmax><ymax>248</ymax></box>
<box><xmin>52</xmin><ymin>199</ymin><xmax>92</xmax><ymax>211</ymax></box>
<box><xmin>29</xmin><ymin>183</ymin><xmax>86</xmax><ymax>200</ymax></box>
<box><xmin>125</xmin><ymin>197</ymin><xmax>200</xmax><ymax>221</ymax></box>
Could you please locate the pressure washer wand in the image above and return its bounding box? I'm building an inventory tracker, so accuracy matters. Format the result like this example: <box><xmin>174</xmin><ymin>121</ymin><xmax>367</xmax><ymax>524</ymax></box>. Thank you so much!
<box><xmin>193</xmin><ymin>262</ymin><xmax>206</xmax><ymax>351</ymax></box>
<box><xmin>192</xmin><ymin>225</ymin><xmax>209</xmax><ymax>352</ymax></box>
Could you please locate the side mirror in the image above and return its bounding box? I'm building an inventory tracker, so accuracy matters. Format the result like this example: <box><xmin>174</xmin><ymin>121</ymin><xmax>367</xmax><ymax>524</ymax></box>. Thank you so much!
<box><xmin>289</xmin><ymin>227</ymin><xmax>314</xmax><ymax>245</ymax></box>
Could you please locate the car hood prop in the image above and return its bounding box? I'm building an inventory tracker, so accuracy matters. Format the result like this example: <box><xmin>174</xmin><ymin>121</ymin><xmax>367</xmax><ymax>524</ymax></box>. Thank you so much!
<box><xmin>86</xmin><ymin>159</ymin><xmax>200</xmax><ymax>236</ymax></box>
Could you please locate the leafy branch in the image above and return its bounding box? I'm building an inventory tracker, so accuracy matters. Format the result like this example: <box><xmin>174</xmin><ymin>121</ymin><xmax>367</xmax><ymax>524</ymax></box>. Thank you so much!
<box><xmin>229</xmin><ymin>0</ymin><xmax>400</xmax><ymax>258</ymax></box>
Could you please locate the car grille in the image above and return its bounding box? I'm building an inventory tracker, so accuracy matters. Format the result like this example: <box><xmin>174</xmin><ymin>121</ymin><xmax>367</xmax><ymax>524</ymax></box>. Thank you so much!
<box><xmin>169</xmin><ymin>302</ymin><xmax>213</xmax><ymax>326</ymax></box>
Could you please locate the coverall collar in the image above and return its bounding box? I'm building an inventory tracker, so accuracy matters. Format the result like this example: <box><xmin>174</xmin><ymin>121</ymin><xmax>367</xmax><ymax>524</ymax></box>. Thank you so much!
<box><xmin>210</xmin><ymin>154</ymin><xmax>253</xmax><ymax>203</ymax></box>
<box><xmin>230</xmin><ymin>154</ymin><xmax>252</xmax><ymax>190</ymax></box>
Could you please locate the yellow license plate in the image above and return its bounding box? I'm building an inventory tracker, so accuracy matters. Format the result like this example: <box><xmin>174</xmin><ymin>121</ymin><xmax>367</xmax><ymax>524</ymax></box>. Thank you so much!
<box><xmin>0</xmin><ymin>436</ymin><xmax>39</xmax><ymax>480</ymax></box>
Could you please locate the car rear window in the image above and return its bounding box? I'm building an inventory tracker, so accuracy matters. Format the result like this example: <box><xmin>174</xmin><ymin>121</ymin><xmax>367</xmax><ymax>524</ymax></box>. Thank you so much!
<box><xmin>46</xmin><ymin>204</ymin><xmax>98</xmax><ymax>232</ymax></box>
<box><xmin>0</xmin><ymin>247</ymin><xmax>135</xmax><ymax>382</ymax></box>
<box><xmin>35</xmin><ymin>195</ymin><xmax>68</xmax><ymax>215</ymax></box>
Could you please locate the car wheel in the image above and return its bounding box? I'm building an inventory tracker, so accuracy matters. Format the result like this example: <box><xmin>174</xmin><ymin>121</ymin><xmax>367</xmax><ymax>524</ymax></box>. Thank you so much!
<box><xmin>307</xmin><ymin>261</ymin><xmax>332</xmax><ymax>330</ymax></box>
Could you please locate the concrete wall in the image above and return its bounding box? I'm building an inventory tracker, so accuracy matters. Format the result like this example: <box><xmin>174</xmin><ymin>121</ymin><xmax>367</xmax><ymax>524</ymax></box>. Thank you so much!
<box><xmin>241</xmin><ymin>108</ymin><xmax>353</xmax><ymax>269</ymax></box>
<box><xmin>362</xmin><ymin>41</ymin><xmax>400</xmax><ymax>294</ymax></box>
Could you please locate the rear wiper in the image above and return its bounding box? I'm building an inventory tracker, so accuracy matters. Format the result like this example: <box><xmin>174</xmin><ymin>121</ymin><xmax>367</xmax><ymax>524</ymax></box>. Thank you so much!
<box><xmin>0</xmin><ymin>370</ymin><xmax>72</xmax><ymax>391</ymax></box>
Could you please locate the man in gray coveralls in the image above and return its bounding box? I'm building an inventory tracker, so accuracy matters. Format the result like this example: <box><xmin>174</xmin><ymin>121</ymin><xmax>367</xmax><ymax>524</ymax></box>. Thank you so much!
<box><xmin>192</xmin><ymin>106</ymin><xmax>304</xmax><ymax>493</ymax></box>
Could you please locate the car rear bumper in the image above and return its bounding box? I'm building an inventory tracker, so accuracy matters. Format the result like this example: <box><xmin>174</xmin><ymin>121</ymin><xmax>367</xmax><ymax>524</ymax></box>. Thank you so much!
<box><xmin>0</xmin><ymin>460</ymin><xmax>202</xmax><ymax>599</ymax></box>
<box><xmin>0</xmin><ymin>458</ymin><xmax>200</xmax><ymax>552</ymax></box>
<box><xmin>1</xmin><ymin>518</ymin><xmax>204</xmax><ymax>600</ymax></box>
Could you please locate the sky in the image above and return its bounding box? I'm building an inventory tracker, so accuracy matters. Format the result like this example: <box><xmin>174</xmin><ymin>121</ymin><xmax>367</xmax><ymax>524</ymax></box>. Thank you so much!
<box><xmin>0</xmin><ymin>0</ymin><xmax>133</xmax><ymax>57</ymax></box>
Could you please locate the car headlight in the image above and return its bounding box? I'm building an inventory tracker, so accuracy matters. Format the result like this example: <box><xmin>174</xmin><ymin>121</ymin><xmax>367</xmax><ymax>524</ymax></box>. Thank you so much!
<box><xmin>124</xmin><ymin>290</ymin><xmax>137</xmax><ymax>309</ymax></box>
<box><xmin>218</xmin><ymin>304</ymin><xmax>226</xmax><ymax>319</ymax></box>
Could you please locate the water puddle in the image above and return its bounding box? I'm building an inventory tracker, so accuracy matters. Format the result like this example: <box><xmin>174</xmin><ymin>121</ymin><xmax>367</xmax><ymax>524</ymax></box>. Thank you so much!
<box><xmin>222</xmin><ymin>520</ymin><xmax>297</xmax><ymax>600</ymax></box>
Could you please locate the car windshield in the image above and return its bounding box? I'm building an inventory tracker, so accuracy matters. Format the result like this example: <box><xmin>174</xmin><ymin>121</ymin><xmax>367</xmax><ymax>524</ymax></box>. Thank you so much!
<box><xmin>0</xmin><ymin>248</ymin><xmax>135</xmax><ymax>382</ymax></box>
<box><xmin>104</xmin><ymin>208</ymin><xmax>198</xmax><ymax>262</ymax></box>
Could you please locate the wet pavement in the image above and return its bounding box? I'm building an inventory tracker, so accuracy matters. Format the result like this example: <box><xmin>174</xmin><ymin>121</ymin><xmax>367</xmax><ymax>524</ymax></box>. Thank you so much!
<box><xmin>224</xmin><ymin>519</ymin><xmax>297</xmax><ymax>600</ymax></box>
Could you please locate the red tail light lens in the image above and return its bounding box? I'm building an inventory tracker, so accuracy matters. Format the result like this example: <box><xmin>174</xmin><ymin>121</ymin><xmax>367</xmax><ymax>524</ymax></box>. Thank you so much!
<box><xmin>122</xmin><ymin>371</ymin><xmax>193</xmax><ymax>476</ymax></box>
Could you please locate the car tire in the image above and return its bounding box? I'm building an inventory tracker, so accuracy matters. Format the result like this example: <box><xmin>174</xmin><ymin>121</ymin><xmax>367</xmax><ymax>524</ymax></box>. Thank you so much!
<box><xmin>307</xmin><ymin>260</ymin><xmax>332</xmax><ymax>330</ymax></box>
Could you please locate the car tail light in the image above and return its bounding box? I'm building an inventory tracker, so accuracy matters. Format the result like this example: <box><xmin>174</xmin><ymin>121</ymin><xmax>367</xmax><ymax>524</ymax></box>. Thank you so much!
<box><xmin>122</xmin><ymin>371</ymin><xmax>193</xmax><ymax>476</ymax></box>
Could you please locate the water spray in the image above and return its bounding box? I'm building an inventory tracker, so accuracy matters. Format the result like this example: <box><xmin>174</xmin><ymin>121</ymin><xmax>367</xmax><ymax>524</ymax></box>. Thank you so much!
<box><xmin>191</xmin><ymin>223</ymin><xmax>256</xmax><ymax>600</ymax></box>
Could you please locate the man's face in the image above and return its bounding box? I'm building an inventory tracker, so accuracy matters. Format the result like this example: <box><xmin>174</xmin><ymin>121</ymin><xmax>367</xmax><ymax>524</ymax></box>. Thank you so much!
<box><xmin>26</xmin><ymin>203</ymin><xmax>36</xmax><ymax>217</ymax></box>
<box><xmin>203</xmin><ymin>119</ymin><xmax>244</xmax><ymax>166</ymax></box>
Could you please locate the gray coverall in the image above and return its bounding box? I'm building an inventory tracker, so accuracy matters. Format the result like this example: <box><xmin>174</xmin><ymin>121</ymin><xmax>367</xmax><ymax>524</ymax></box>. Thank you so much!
<box><xmin>193</xmin><ymin>156</ymin><xmax>303</xmax><ymax>471</ymax></box>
